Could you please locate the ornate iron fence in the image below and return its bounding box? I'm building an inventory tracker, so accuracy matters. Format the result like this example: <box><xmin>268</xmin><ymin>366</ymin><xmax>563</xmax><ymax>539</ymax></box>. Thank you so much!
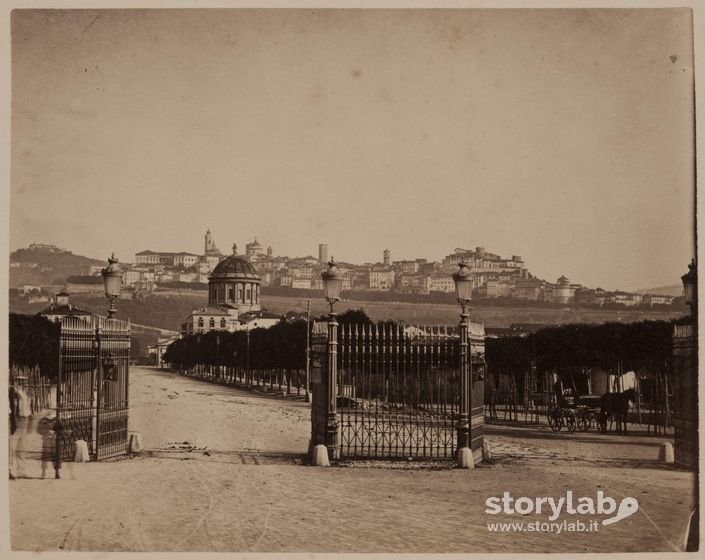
<box><xmin>335</xmin><ymin>323</ymin><xmax>487</xmax><ymax>460</ymax></box>
<box><xmin>95</xmin><ymin>317</ymin><xmax>131</xmax><ymax>460</ymax></box>
<box><xmin>57</xmin><ymin>316</ymin><xmax>130</xmax><ymax>463</ymax></box>
<box><xmin>672</xmin><ymin>322</ymin><xmax>697</xmax><ymax>469</ymax></box>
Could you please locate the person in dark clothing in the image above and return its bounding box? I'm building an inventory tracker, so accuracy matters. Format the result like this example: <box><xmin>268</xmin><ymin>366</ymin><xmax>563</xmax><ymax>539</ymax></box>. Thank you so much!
<box><xmin>9</xmin><ymin>386</ymin><xmax>20</xmax><ymax>479</ymax></box>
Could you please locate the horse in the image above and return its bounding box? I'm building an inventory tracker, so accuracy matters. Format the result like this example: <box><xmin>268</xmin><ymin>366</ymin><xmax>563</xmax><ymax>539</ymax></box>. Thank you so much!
<box><xmin>599</xmin><ymin>388</ymin><xmax>637</xmax><ymax>435</ymax></box>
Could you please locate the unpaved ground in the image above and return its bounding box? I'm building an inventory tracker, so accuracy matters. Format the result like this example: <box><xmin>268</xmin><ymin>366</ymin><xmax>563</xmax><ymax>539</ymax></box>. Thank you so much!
<box><xmin>9</xmin><ymin>367</ymin><xmax>696</xmax><ymax>553</ymax></box>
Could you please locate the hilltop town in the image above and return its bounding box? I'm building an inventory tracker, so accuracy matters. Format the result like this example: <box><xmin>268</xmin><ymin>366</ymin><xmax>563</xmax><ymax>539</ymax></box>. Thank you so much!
<box><xmin>11</xmin><ymin>231</ymin><xmax>680</xmax><ymax>310</ymax></box>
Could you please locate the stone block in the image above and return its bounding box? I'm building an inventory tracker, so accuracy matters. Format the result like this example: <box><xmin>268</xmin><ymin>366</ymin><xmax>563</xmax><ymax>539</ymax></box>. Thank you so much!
<box><xmin>311</xmin><ymin>444</ymin><xmax>330</xmax><ymax>467</ymax></box>
<box><xmin>74</xmin><ymin>440</ymin><xmax>90</xmax><ymax>462</ymax></box>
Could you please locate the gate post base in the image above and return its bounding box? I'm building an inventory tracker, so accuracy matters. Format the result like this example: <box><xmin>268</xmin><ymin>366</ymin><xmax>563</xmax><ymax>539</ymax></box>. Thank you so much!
<box><xmin>311</xmin><ymin>444</ymin><xmax>330</xmax><ymax>467</ymax></box>
<box><xmin>74</xmin><ymin>440</ymin><xmax>90</xmax><ymax>462</ymax></box>
<box><xmin>482</xmin><ymin>440</ymin><xmax>492</xmax><ymax>461</ymax></box>
<box><xmin>129</xmin><ymin>433</ymin><xmax>144</xmax><ymax>454</ymax></box>
<box><xmin>457</xmin><ymin>447</ymin><xmax>475</xmax><ymax>469</ymax></box>
<box><xmin>659</xmin><ymin>442</ymin><xmax>674</xmax><ymax>463</ymax></box>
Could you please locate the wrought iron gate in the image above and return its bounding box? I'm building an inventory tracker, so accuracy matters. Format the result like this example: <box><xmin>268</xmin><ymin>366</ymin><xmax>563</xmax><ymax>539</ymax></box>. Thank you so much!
<box><xmin>334</xmin><ymin>323</ymin><xmax>485</xmax><ymax>460</ymax></box>
<box><xmin>672</xmin><ymin>322</ymin><xmax>698</xmax><ymax>469</ymax></box>
<box><xmin>57</xmin><ymin>316</ymin><xmax>131</xmax><ymax>462</ymax></box>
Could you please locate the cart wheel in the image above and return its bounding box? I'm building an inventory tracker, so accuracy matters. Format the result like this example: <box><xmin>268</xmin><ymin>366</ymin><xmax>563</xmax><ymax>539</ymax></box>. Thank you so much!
<box><xmin>548</xmin><ymin>407</ymin><xmax>562</xmax><ymax>432</ymax></box>
<box><xmin>578</xmin><ymin>415</ymin><xmax>591</xmax><ymax>432</ymax></box>
<box><xmin>566</xmin><ymin>410</ymin><xmax>577</xmax><ymax>432</ymax></box>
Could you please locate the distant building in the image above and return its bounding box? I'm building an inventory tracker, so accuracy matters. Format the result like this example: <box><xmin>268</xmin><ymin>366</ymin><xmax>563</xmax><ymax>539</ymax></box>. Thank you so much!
<box><xmin>513</xmin><ymin>278</ymin><xmax>544</xmax><ymax>301</ymax></box>
<box><xmin>397</xmin><ymin>273</ymin><xmax>431</xmax><ymax>295</ymax></box>
<box><xmin>208</xmin><ymin>249</ymin><xmax>261</xmax><ymax>313</ymax></box>
<box><xmin>27</xmin><ymin>243</ymin><xmax>62</xmax><ymax>253</ymax></box>
<box><xmin>573</xmin><ymin>287</ymin><xmax>597</xmax><ymax>306</ymax></box>
<box><xmin>553</xmin><ymin>275</ymin><xmax>572</xmax><ymax>305</ymax></box>
<box><xmin>383</xmin><ymin>249</ymin><xmax>391</xmax><ymax>266</ymax></box>
<box><xmin>479</xmin><ymin>279</ymin><xmax>513</xmax><ymax>298</ymax></box>
<box><xmin>643</xmin><ymin>294</ymin><xmax>675</xmax><ymax>306</ymax></box>
<box><xmin>429</xmin><ymin>273</ymin><xmax>454</xmax><ymax>293</ymax></box>
<box><xmin>134</xmin><ymin>251</ymin><xmax>199</xmax><ymax>268</ymax></box>
<box><xmin>396</xmin><ymin>260</ymin><xmax>419</xmax><ymax>274</ymax></box>
<box><xmin>238</xmin><ymin>311</ymin><xmax>283</xmax><ymax>331</ymax></box>
<box><xmin>39</xmin><ymin>292</ymin><xmax>92</xmax><ymax>323</ymax></box>
<box><xmin>182</xmin><ymin>306</ymin><xmax>239</xmax><ymax>335</ymax></box>
<box><xmin>181</xmin><ymin>246</ymin><xmax>261</xmax><ymax>334</ymax></box>
<box><xmin>612</xmin><ymin>291</ymin><xmax>643</xmax><ymax>307</ymax></box>
<box><xmin>204</xmin><ymin>229</ymin><xmax>223</xmax><ymax>259</ymax></box>
<box><xmin>369</xmin><ymin>267</ymin><xmax>395</xmax><ymax>291</ymax></box>
<box><xmin>18</xmin><ymin>284</ymin><xmax>42</xmax><ymax>295</ymax></box>
<box><xmin>149</xmin><ymin>334</ymin><xmax>181</xmax><ymax>368</ymax></box>
<box><xmin>318</xmin><ymin>244</ymin><xmax>328</xmax><ymax>264</ymax></box>
<box><xmin>245</xmin><ymin>238</ymin><xmax>266</xmax><ymax>260</ymax></box>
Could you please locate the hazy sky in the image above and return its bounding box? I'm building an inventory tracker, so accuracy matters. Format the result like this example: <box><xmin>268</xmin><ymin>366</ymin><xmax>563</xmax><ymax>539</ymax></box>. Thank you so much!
<box><xmin>10</xmin><ymin>8</ymin><xmax>695</xmax><ymax>291</ymax></box>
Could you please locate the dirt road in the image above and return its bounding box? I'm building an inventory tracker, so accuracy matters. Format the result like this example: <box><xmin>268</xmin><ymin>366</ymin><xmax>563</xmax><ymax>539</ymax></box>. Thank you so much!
<box><xmin>9</xmin><ymin>366</ymin><xmax>696</xmax><ymax>553</ymax></box>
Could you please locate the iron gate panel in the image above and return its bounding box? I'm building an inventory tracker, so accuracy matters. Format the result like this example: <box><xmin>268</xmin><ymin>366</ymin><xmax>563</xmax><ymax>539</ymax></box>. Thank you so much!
<box><xmin>96</xmin><ymin>317</ymin><xmax>131</xmax><ymax>460</ymax></box>
<box><xmin>672</xmin><ymin>323</ymin><xmax>698</xmax><ymax>469</ymax></box>
<box><xmin>337</xmin><ymin>324</ymin><xmax>461</xmax><ymax>459</ymax></box>
<box><xmin>57</xmin><ymin>317</ymin><xmax>97</xmax><ymax>461</ymax></box>
<box><xmin>58</xmin><ymin>316</ymin><xmax>130</xmax><ymax>462</ymax></box>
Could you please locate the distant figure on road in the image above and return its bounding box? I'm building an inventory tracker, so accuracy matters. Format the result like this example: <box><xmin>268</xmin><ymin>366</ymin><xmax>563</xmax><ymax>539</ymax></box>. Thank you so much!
<box><xmin>8</xmin><ymin>386</ymin><xmax>20</xmax><ymax>479</ymax></box>
<box><xmin>37</xmin><ymin>415</ymin><xmax>56</xmax><ymax>479</ymax></box>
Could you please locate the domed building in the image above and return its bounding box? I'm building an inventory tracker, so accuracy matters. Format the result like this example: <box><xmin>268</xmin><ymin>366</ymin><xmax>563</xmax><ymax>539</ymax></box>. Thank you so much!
<box><xmin>182</xmin><ymin>245</ymin><xmax>275</xmax><ymax>336</ymax></box>
<box><xmin>208</xmin><ymin>245</ymin><xmax>261</xmax><ymax>313</ymax></box>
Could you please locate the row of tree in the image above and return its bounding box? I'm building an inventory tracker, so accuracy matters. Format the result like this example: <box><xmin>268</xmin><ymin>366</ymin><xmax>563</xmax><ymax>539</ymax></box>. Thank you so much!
<box><xmin>162</xmin><ymin>309</ymin><xmax>374</xmax><ymax>370</ymax></box>
<box><xmin>9</xmin><ymin>308</ymin><xmax>682</xmax><ymax>385</ymax></box>
<box><xmin>485</xmin><ymin>320</ymin><xmax>675</xmax><ymax>378</ymax></box>
<box><xmin>164</xmin><ymin>308</ymin><xmax>679</xmax><ymax>381</ymax></box>
<box><xmin>9</xmin><ymin>314</ymin><xmax>61</xmax><ymax>381</ymax></box>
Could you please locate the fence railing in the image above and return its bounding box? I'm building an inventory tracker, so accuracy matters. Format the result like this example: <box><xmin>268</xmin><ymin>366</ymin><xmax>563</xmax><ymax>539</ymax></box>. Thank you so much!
<box><xmin>336</xmin><ymin>323</ymin><xmax>462</xmax><ymax>459</ymax></box>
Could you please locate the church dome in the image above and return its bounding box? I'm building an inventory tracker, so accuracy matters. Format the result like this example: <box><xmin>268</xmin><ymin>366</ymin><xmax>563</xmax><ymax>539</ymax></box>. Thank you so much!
<box><xmin>211</xmin><ymin>255</ymin><xmax>259</xmax><ymax>279</ymax></box>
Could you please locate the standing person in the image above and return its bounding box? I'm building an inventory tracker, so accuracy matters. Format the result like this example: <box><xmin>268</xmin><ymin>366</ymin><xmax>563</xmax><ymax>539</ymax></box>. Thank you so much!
<box><xmin>37</xmin><ymin>415</ymin><xmax>56</xmax><ymax>479</ymax></box>
<box><xmin>8</xmin><ymin>386</ymin><xmax>20</xmax><ymax>479</ymax></box>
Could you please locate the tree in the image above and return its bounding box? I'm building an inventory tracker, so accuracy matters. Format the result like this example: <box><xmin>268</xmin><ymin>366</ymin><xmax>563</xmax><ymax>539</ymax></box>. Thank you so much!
<box><xmin>9</xmin><ymin>313</ymin><xmax>61</xmax><ymax>381</ymax></box>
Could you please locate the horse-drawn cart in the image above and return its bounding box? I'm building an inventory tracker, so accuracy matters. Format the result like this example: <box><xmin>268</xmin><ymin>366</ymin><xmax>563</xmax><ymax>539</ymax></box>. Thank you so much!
<box><xmin>547</xmin><ymin>393</ymin><xmax>602</xmax><ymax>432</ymax></box>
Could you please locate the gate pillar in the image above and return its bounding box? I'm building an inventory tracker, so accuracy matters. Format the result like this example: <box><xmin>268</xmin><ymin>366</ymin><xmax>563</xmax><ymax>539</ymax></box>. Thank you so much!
<box><xmin>325</xmin><ymin>315</ymin><xmax>339</xmax><ymax>460</ymax></box>
<box><xmin>469</xmin><ymin>322</ymin><xmax>486</xmax><ymax>464</ymax></box>
<box><xmin>673</xmin><ymin>321</ymin><xmax>698</xmax><ymax>469</ymax></box>
<box><xmin>309</xmin><ymin>320</ymin><xmax>339</xmax><ymax>462</ymax></box>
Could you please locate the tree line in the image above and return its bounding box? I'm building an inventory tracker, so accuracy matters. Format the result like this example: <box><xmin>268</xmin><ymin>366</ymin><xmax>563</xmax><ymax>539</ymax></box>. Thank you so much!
<box><xmin>485</xmin><ymin>320</ymin><xmax>676</xmax><ymax>382</ymax></box>
<box><xmin>162</xmin><ymin>309</ymin><xmax>373</xmax><ymax>370</ymax></box>
<box><xmin>9</xmin><ymin>313</ymin><xmax>61</xmax><ymax>382</ymax></box>
<box><xmin>164</xmin><ymin>309</ymin><xmax>678</xmax><ymax>381</ymax></box>
<box><xmin>9</xmin><ymin>308</ymin><xmax>681</xmax><ymax>386</ymax></box>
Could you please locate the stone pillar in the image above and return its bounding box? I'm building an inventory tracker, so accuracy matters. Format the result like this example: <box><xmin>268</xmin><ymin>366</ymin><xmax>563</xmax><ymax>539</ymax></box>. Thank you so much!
<box><xmin>457</xmin><ymin>307</ymin><xmax>470</xmax><ymax>453</ymax></box>
<box><xmin>325</xmin><ymin>314</ymin><xmax>339</xmax><ymax>460</ymax></box>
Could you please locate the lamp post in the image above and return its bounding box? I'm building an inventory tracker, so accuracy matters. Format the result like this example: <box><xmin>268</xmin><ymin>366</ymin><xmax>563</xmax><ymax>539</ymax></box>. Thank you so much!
<box><xmin>101</xmin><ymin>254</ymin><xmax>124</xmax><ymax>319</ymax></box>
<box><xmin>452</xmin><ymin>261</ymin><xmax>473</xmax><ymax>467</ymax></box>
<box><xmin>305</xmin><ymin>299</ymin><xmax>311</xmax><ymax>403</ymax></box>
<box><xmin>679</xmin><ymin>259</ymin><xmax>699</xmax><ymax>549</ymax></box>
<box><xmin>682</xmin><ymin>258</ymin><xmax>698</xmax><ymax>321</ymax></box>
<box><xmin>321</xmin><ymin>258</ymin><xmax>342</xmax><ymax>460</ymax></box>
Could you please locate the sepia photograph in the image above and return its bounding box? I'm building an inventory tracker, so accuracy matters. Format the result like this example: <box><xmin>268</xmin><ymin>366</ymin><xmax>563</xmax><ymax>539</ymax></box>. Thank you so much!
<box><xmin>3</xmin><ymin>2</ymin><xmax>700</xmax><ymax>555</ymax></box>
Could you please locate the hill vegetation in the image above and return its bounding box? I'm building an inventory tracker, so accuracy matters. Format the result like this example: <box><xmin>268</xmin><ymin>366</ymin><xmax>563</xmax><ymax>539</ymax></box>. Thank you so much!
<box><xmin>9</xmin><ymin>290</ymin><xmax>687</xmax><ymax>334</ymax></box>
<box><xmin>10</xmin><ymin>246</ymin><xmax>104</xmax><ymax>288</ymax></box>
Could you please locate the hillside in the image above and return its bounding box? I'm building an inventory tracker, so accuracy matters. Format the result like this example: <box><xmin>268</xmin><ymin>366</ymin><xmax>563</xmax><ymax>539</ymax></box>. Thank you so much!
<box><xmin>633</xmin><ymin>284</ymin><xmax>684</xmax><ymax>297</ymax></box>
<box><xmin>9</xmin><ymin>291</ymin><xmax>687</xmax><ymax>334</ymax></box>
<box><xmin>10</xmin><ymin>245</ymin><xmax>104</xmax><ymax>288</ymax></box>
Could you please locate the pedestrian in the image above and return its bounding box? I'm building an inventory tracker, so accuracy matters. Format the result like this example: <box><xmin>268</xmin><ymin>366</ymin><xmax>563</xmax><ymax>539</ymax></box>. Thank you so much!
<box><xmin>37</xmin><ymin>415</ymin><xmax>56</xmax><ymax>479</ymax></box>
<box><xmin>8</xmin><ymin>386</ymin><xmax>20</xmax><ymax>479</ymax></box>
